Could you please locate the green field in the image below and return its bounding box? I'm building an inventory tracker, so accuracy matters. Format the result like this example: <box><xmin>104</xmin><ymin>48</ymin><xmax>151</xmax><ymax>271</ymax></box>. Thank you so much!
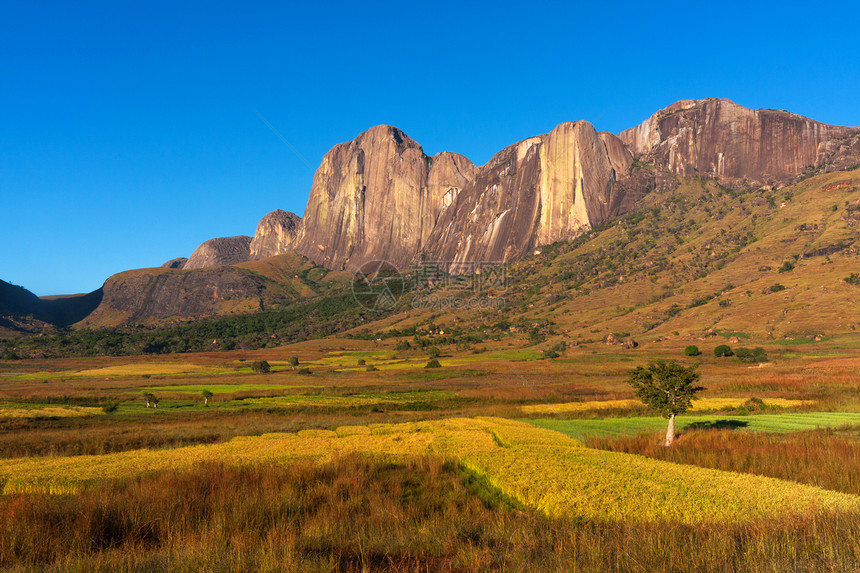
<box><xmin>527</xmin><ymin>412</ymin><xmax>860</xmax><ymax>442</ymax></box>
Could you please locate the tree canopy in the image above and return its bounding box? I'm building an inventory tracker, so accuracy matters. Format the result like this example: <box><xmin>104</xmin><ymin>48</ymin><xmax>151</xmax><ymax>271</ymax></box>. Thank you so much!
<box><xmin>627</xmin><ymin>360</ymin><xmax>704</xmax><ymax>446</ymax></box>
<box><xmin>628</xmin><ymin>361</ymin><xmax>703</xmax><ymax>418</ymax></box>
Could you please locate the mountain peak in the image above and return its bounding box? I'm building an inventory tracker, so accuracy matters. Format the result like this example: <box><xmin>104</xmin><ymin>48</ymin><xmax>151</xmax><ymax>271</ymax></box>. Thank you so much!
<box><xmin>619</xmin><ymin>99</ymin><xmax>858</xmax><ymax>186</ymax></box>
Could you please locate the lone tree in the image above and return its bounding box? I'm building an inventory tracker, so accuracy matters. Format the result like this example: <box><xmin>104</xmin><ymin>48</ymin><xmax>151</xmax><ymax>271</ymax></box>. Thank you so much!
<box><xmin>201</xmin><ymin>389</ymin><xmax>213</xmax><ymax>406</ymax></box>
<box><xmin>627</xmin><ymin>361</ymin><xmax>704</xmax><ymax>446</ymax></box>
<box><xmin>288</xmin><ymin>356</ymin><xmax>299</xmax><ymax>370</ymax></box>
<box><xmin>143</xmin><ymin>392</ymin><xmax>156</xmax><ymax>408</ymax></box>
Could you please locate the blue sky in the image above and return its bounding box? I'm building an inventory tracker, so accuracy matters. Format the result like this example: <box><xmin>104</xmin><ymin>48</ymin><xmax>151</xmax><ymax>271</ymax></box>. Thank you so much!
<box><xmin>2</xmin><ymin>0</ymin><xmax>859</xmax><ymax>295</ymax></box>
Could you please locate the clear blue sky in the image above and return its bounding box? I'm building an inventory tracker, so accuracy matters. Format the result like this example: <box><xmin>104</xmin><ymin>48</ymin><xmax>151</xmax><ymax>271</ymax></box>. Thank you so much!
<box><xmin>2</xmin><ymin>1</ymin><xmax>858</xmax><ymax>295</ymax></box>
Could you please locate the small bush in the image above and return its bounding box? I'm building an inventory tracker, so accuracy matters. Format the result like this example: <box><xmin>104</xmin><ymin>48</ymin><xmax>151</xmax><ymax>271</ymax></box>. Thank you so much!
<box><xmin>251</xmin><ymin>360</ymin><xmax>271</xmax><ymax>373</ymax></box>
<box><xmin>357</xmin><ymin>359</ymin><xmax>366</xmax><ymax>366</ymax></box>
<box><xmin>365</xmin><ymin>365</ymin><xmax>379</xmax><ymax>372</ymax></box>
<box><xmin>298</xmin><ymin>367</ymin><xmax>312</xmax><ymax>375</ymax></box>
<box><xmin>735</xmin><ymin>347</ymin><xmax>768</xmax><ymax>363</ymax></box>
<box><xmin>846</xmin><ymin>273</ymin><xmax>860</xmax><ymax>286</ymax></box>
<box><xmin>543</xmin><ymin>350</ymin><xmax>560</xmax><ymax>359</ymax></box>
<box><xmin>684</xmin><ymin>345</ymin><xmax>701</xmax><ymax>356</ymax></box>
<box><xmin>102</xmin><ymin>402</ymin><xmax>120</xmax><ymax>414</ymax></box>
<box><xmin>428</xmin><ymin>346</ymin><xmax>441</xmax><ymax>359</ymax></box>
<box><xmin>713</xmin><ymin>345</ymin><xmax>733</xmax><ymax>358</ymax></box>
<box><xmin>778</xmin><ymin>261</ymin><xmax>795</xmax><ymax>273</ymax></box>
<box><xmin>395</xmin><ymin>340</ymin><xmax>411</xmax><ymax>351</ymax></box>
<box><xmin>425</xmin><ymin>359</ymin><xmax>442</xmax><ymax>369</ymax></box>
<box><xmin>288</xmin><ymin>357</ymin><xmax>299</xmax><ymax>369</ymax></box>
<box><xmin>743</xmin><ymin>397</ymin><xmax>766</xmax><ymax>410</ymax></box>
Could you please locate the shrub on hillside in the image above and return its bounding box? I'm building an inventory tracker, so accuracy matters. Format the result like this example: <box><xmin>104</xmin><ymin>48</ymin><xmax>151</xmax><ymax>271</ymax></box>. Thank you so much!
<box><xmin>743</xmin><ymin>397</ymin><xmax>766</xmax><ymax>410</ymax></box>
<box><xmin>735</xmin><ymin>347</ymin><xmax>768</xmax><ymax>363</ymax></box>
<box><xmin>251</xmin><ymin>360</ymin><xmax>271</xmax><ymax>373</ymax></box>
<box><xmin>713</xmin><ymin>345</ymin><xmax>733</xmax><ymax>358</ymax></box>
<box><xmin>684</xmin><ymin>345</ymin><xmax>701</xmax><ymax>356</ymax></box>
<box><xmin>425</xmin><ymin>359</ymin><xmax>441</xmax><ymax>369</ymax></box>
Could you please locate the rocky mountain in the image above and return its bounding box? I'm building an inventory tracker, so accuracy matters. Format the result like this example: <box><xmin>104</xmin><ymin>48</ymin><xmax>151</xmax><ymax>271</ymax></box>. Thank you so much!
<box><xmin>422</xmin><ymin>121</ymin><xmax>639</xmax><ymax>270</ymax></box>
<box><xmin>250</xmin><ymin>210</ymin><xmax>302</xmax><ymax>260</ymax></box>
<box><xmin>5</xmin><ymin>98</ymin><xmax>858</xmax><ymax>330</ymax></box>
<box><xmin>294</xmin><ymin>125</ymin><xmax>476</xmax><ymax>271</ymax></box>
<box><xmin>79</xmin><ymin>253</ymin><xmax>350</xmax><ymax>327</ymax></box>
<box><xmin>184</xmin><ymin>235</ymin><xmax>252</xmax><ymax>270</ymax></box>
<box><xmin>619</xmin><ymin>98</ymin><xmax>859</xmax><ymax>188</ymax></box>
<box><xmin>161</xmin><ymin>257</ymin><xmax>188</xmax><ymax>269</ymax></box>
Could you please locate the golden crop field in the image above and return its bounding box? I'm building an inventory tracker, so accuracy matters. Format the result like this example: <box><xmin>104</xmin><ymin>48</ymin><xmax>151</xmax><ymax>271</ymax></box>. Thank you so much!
<box><xmin>2</xmin><ymin>417</ymin><xmax>856</xmax><ymax>524</ymax></box>
<box><xmin>0</xmin><ymin>405</ymin><xmax>104</xmax><ymax>419</ymax></box>
<box><xmin>522</xmin><ymin>397</ymin><xmax>815</xmax><ymax>414</ymax></box>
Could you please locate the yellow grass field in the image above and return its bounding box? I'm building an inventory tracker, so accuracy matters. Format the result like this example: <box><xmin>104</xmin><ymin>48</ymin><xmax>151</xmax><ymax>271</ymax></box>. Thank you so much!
<box><xmin>73</xmin><ymin>362</ymin><xmax>217</xmax><ymax>377</ymax></box>
<box><xmin>0</xmin><ymin>405</ymin><xmax>104</xmax><ymax>419</ymax></box>
<box><xmin>521</xmin><ymin>397</ymin><xmax>815</xmax><ymax>415</ymax></box>
<box><xmin>2</xmin><ymin>417</ymin><xmax>856</xmax><ymax>524</ymax></box>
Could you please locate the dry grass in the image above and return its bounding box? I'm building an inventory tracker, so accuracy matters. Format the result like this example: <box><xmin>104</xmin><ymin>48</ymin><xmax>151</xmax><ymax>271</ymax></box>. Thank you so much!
<box><xmin>588</xmin><ymin>426</ymin><xmax>860</xmax><ymax>496</ymax></box>
<box><xmin>2</xmin><ymin>455</ymin><xmax>860</xmax><ymax>572</ymax></box>
<box><xmin>522</xmin><ymin>397</ymin><xmax>813</xmax><ymax>414</ymax></box>
<box><xmin>2</xmin><ymin>418</ymin><xmax>857</xmax><ymax>524</ymax></box>
<box><xmin>0</xmin><ymin>405</ymin><xmax>103</xmax><ymax>419</ymax></box>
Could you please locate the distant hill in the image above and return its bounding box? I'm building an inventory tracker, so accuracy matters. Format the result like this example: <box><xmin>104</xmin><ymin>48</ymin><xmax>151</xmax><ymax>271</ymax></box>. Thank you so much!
<box><xmin>0</xmin><ymin>280</ymin><xmax>102</xmax><ymax>333</ymax></box>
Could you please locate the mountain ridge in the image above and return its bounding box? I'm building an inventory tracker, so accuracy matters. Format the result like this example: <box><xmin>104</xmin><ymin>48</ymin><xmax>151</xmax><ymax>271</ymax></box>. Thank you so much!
<box><xmin>3</xmin><ymin>98</ymin><xmax>858</xmax><ymax>331</ymax></box>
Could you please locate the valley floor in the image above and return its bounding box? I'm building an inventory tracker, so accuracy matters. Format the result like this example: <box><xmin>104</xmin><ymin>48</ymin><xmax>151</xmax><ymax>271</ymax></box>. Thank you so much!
<box><xmin>1</xmin><ymin>337</ymin><xmax>860</xmax><ymax>571</ymax></box>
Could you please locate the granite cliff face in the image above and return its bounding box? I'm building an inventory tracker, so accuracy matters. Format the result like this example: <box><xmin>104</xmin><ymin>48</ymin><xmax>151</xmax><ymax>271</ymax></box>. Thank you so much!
<box><xmin>294</xmin><ymin>125</ymin><xmax>476</xmax><ymax>271</ymax></box>
<box><xmin>184</xmin><ymin>236</ymin><xmax>252</xmax><ymax>270</ymax></box>
<box><xmin>250</xmin><ymin>210</ymin><xmax>302</xmax><ymax>260</ymax></box>
<box><xmin>422</xmin><ymin>121</ymin><xmax>637</xmax><ymax>269</ymax></box>
<box><xmin>619</xmin><ymin>98</ymin><xmax>858</xmax><ymax>187</ymax></box>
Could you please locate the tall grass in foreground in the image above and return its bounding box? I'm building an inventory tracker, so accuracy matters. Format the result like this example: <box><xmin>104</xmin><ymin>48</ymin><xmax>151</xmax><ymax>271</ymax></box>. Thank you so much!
<box><xmin>588</xmin><ymin>427</ymin><xmax>860</xmax><ymax>495</ymax></box>
<box><xmin>2</xmin><ymin>455</ymin><xmax>860</xmax><ymax>572</ymax></box>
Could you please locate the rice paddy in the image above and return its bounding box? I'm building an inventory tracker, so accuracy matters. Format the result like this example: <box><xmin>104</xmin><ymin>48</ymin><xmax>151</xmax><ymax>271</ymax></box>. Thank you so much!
<box><xmin>2</xmin><ymin>416</ymin><xmax>858</xmax><ymax>524</ymax></box>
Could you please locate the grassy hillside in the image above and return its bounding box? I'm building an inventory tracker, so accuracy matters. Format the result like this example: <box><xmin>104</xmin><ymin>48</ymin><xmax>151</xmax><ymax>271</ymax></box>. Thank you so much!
<box><xmin>365</xmin><ymin>168</ymin><xmax>860</xmax><ymax>350</ymax></box>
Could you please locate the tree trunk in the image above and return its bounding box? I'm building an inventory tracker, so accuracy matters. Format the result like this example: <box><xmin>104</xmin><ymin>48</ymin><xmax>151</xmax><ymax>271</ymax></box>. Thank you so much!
<box><xmin>664</xmin><ymin>413</ymin><xmax>676</xmax><ymax>447</ymax></box>
<box><xmin>204</xmin><ymin>397</ymin><xmax>208</xmax><ymax>406</ymax></box>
